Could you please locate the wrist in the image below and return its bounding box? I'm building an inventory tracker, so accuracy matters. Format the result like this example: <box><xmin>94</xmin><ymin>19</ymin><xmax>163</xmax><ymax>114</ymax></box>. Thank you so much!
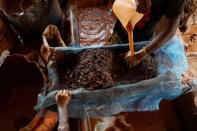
<box><xmin>142</xmin><ymin>47</ymin><xmax>147</xmax><ymax>57</ymax></box>
<box><xmin>138</xmin><ymin>47</ymin><xmax>147</xmax><ymax>59</ymax></box>
<box><xmin>144</xmin><ymin>46</ymin><xmax>151</xmax><ymax>56</ymax></box>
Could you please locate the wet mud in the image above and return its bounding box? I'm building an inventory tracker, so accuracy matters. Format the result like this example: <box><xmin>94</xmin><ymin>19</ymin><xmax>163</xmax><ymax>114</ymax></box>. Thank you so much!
<box><xmin>59</xmin><ymin>0</ymin><xmax>116</xmax><ymax>46</ymax></box>
<box><xmin>46</xmin><ymin>49</ymin><xmax>157</xmax><ymax>93</ymax></box>
<box><xmin>65</xmin><ymin>49</ymin><xmax>114</xmax><ymax>90</ymax></box>
<box><xmin>111</xmin><ymin>53</ymin><xmax>157</xmax><ymax>85</ymax></box>
<box><xmin>77</xmin><ymin>6</ymin><xmax>116</xmax><ymax>46</ymax></box>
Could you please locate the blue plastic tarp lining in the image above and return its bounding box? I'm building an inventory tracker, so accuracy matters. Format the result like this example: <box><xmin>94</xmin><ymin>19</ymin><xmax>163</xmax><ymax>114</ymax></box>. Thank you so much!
<box><xmin>34</xmin><ymin>36</ymin><xmax>188</xmax><ymax>118</ymax></box>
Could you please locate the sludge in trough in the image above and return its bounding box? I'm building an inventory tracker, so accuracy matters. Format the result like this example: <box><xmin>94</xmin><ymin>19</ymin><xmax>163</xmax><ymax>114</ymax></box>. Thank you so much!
<box><xmin>45</xmin><ymin>48</ymin><xmax>157</xmax><ymax>93</ymax></box>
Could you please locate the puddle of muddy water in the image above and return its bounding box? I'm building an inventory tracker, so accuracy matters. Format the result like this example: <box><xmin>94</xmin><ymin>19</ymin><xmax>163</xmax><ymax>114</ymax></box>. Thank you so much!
<box><xmin>77</xmin><ymin>6</ymin><xmax>116</xmax><ymax>46</ymax></box>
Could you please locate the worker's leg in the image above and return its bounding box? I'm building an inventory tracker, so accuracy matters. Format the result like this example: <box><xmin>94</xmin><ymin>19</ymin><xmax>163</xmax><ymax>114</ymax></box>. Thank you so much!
<box><xmin>20</xmin><ymin>109</ymin><xmax>58</xmax><ymax>131</ymax></box>
<box><xmin>56</xmin><ymin>90</ymin><xmax>72</xmax><ymax>131</ymax></box>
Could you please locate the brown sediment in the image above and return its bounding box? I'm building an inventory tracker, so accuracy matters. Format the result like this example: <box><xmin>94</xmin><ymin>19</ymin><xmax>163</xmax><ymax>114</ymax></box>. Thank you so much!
<box><xmin>189</xmin><ymin>34</ymin><xmax>197</xmax><ymax>44</ymax></box>
<box><xmin>46</xmin><ymin>49</ymin><xmax>157</xmax><ymax>93</ymax></box>
<box><xmin>75</xmin><ymin>0</ymin><xmax>110</xmax><ymax>8</ymax></box>
<box><xmin>111</xmin><ymin>53</ymin><xmax>157</xmax><ymax>85</ymax></box>
<box><xmin>59</xmin><ymin>0</ymin><xmax>116</xmax><ymax>46</ymax></box>
<box><xmin>77</xmin><ymin>6</ymin><xmax>116</xmax><ymax>46</ymax></box>
<box><xmin>67</xmin><ymin>49</ymin><xmax>114</xmax><ymax>90</ymax></box>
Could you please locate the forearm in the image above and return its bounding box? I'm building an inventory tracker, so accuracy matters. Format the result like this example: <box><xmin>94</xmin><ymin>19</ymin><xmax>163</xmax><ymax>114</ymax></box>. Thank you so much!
<box><xmin>145</xmin><ymin>17</ymin><xmax>180</xmax><ymax>55</ymax></box>
<box><xmin>58</xmin><ymin>106</ymin><xmax>70</xmax><ymax>131</ymax></box>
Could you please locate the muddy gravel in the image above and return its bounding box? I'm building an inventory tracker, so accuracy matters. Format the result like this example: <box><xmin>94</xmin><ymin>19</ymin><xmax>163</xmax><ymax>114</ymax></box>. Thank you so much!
<box><xmin>45</xmin><ymin>49</ymin><xmax>157</xmax><ymax>93</ymax></box>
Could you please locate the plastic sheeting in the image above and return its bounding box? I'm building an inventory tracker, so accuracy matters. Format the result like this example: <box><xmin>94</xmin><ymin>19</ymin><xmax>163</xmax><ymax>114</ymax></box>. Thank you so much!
<box><xmin>34</xmin><ymin>36</ymin><xmax>188</xmax><ymax>119</ymax></box>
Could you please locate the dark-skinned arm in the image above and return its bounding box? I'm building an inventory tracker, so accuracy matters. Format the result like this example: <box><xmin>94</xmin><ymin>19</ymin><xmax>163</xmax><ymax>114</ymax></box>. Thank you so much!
<box><xmin>125</xmin><ymin>0</ymin><xmax>185</xmax><ymax>68</ymax></box>
<box><xmin>145</xmin><ymin>17</ymin><xmax>180</xmax><ymax>55</ymax></box>
<box><xmin>125</xmin><ymin>17</ymin><xmax>180</xmax><ymax>68</ymax></box>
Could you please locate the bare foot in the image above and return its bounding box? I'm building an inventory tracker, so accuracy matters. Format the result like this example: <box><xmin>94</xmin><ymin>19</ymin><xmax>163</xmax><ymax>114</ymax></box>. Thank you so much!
<box><xmin>56</xmin><ymin>90</ymin><xmax>72</xmax><ymax>131</ymax></box>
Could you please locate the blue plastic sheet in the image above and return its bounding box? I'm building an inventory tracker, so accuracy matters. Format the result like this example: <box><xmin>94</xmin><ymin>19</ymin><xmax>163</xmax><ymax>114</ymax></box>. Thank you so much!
<box><xmin>34</xmin><ymin>36</ymin><xmax>188</xmax><ymax>119</ymax></box>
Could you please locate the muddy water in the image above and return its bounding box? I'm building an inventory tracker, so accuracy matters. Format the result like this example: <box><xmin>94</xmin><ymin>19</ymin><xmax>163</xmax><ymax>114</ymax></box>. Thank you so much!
<box><xmin>77</xmin><ymin>6</ymin><xmax>116</xmax><ymax>46</ymax></box>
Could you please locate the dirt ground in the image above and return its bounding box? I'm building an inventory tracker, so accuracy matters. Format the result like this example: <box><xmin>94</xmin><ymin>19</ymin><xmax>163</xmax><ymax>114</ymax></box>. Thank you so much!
<box><xmin>179</xmin><ymin>0</ymin><xmax>197</xmax><ymax>32</ymax></box>
<box><xmin>181</xmin><ymin>25</ymin><xmax>197</xmax><ymax>83</ymax></box>
<box><xmin>173</xmin><ymin>0</ymin><xmax>197</xmax><ymax>84</ymax></box>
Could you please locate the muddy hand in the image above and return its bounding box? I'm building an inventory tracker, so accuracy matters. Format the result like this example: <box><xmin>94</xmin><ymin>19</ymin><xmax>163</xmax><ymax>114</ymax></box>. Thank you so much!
<box><xmin>56</xmin><ymin>90</ymin><xmax>72</xmax><ymax>106</ymax></box>
<box><xmin>136</xmin><ymin>0</ymin><xmax>151</xmax><ymax>14</ymax></box>
<box><xmin>41</xmin><ymin>25</ymin><xmax>66</xmax><ymax>62</ymax></box>
<box><xmin>125</xmin><ymin>48</ymin><xmax>146</xmax><ymax>68</ymax></box>
<box><xmin>43</xmin><ymin>25</ymin><xmax>66</xmax><ymax>46</ymax></box>
<box><xmin>56</xmin><ymin>90</ymin><xmax>72</xmax><ymax>131</ymax></box>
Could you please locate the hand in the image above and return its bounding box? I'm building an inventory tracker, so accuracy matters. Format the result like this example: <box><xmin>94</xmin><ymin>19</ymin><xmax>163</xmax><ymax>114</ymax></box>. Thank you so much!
<box><xmin>55</xmin><ymin>90</ymin><xmax>72</xmax><ymax>106</ymax></box>
<box><xmin>41</xmin><ymin>25</ymin><xmax>66</xmax><ymax>62</ymax></box>
<box><xmin>125</xmin><ymin>48</ymin><xmax>147</xmax><ymax>68</ymax></box>
<box><xmin>42</xmin><ymin>25</ymin><xmax>66</xmax><ymax>47</ymax></box>
<box><xmin>136</xmin><ymin>0</ymin><xmax>151</xmax><ymax>14</ymax></box>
